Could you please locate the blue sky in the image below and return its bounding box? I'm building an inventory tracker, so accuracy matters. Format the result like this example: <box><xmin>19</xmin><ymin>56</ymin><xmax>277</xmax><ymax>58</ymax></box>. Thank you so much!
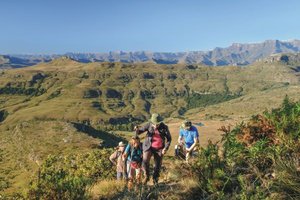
<box><xmin>1</xmin><ymin>0</ymin><xmax>300</xmax><ymax>54</ymax></box>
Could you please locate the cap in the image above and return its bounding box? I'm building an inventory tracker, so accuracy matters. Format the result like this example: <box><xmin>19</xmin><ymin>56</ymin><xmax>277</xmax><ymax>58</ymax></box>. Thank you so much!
<box><xmin>182</xmin><ymin>119</ymin><xmax>192</xmax><ymax>129</ymax></box>
<box><xmin>118</xmin><ymin>141</ymin><xmax>125</xmax><ymax>147</ymax></box>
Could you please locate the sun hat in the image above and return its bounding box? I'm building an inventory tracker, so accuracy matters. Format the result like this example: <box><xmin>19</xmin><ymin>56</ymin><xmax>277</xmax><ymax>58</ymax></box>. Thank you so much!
<box><xmin>150</xmin><ymin>113</ymin><xmax>164</xmax><ymax>124</ymax></box>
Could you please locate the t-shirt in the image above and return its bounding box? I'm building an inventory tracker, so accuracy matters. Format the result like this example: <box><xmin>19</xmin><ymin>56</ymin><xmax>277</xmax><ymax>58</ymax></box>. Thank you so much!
<box><xmin>125</xmin><ymin>144</ymin><xmax>142</xmax><ymax>163</ymax></box>
<box><xmin>151</xmin><ymin>128</ymin><xmax>164</xmax><ymax>150</ymax></box>
<box><xmin>179</xmin><ymin>125</ymin><xmax>199</xmax><ymax>148</ymax></box>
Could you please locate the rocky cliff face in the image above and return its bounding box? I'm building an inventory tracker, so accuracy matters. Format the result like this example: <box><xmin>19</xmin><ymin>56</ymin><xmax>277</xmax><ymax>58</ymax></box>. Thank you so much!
<box><xmin>262</xmin><ymin>53</ymin><xmax>300</xmax><ymax>64</ymax></box>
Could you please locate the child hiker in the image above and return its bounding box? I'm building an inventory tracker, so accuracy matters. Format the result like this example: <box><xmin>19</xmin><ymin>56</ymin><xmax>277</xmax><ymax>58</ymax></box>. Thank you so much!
<box><xmin>123</xmin><ymin>136</ymin><xmax>143</xmax><ymax>189</ymax></box>
<box><xmin>109</xmin><ymin>141</ymin><xmax>127</xmax><ymax>180</ymax></box>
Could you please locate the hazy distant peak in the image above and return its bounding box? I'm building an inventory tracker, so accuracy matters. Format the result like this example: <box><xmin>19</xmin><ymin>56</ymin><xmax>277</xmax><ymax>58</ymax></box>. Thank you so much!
<box><xmin>2</xmin><ymin>39</ymin><xmax>300</xmax><ymax>69</ymax></box>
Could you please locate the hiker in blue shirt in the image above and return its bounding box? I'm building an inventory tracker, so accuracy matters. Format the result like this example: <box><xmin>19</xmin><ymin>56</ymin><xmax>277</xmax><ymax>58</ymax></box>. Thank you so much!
<box><xmin>177</xmin><ymin>119</ymin><xmax>199</xmax><ymax>162</ymax></box>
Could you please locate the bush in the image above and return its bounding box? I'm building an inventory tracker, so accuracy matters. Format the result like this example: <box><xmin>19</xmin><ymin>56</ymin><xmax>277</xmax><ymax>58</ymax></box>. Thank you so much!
<box><xmin>27</xmin><ymin>149</ymin><xmax>114</xmax><ymax>200</ymax></box>
<box><xmin>190</xmin><ymin>97</ymin><xmax>300</xmax><ymax>199</ymax></box>
<box><xmin>0</xmin><ymin>176</ymin><xmax>10</xmax><ymax>191</ymax></box>
<box><xmin>0</xmin><ymin>86</ymin><xmax>46</xmax><ymax>96</ymax></box>
<box><xmin>186</xmin><ymin>92</ymin><xmax>240</xmax><ymax>109</ymax></box>
<box><xmin>0</xmin><ymin>110</ymin><xmax>8</xmax><ymax>122</ymax></box>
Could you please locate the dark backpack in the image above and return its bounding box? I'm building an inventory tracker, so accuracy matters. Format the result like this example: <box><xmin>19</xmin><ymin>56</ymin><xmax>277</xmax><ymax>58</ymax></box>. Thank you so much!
<box><xmin>129</xmin><ymin>144</ymin><xmax>143</xmax><ymax>163</ymax></box>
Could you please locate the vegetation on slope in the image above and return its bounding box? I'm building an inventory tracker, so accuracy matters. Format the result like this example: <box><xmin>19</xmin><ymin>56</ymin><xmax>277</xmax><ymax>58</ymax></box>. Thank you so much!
<box><xmin>1</xmin><ymin>97</ymin><xmax>299</xmax><ymax>199</ymax></box>
<box><xmin>186</xmin><ymin>92</ymin><xmax>241</xmax><ymax>109</ymax></box>
<box><xmin>27</xmin><ymin>150</ymin><xmax>114</xmax><ymax>200</ymax></box>
<box><xmin>0</xmin><ymin>120</ymin><xmax>124</xmax><ymax>196</ymax></box>
<box><xmin>188</xmin><ymin>96</ymin><xmax>300</xmax><ymax>199</ymax></box>
<box><xmin>1</xmin><ymin>60</ymin><xmax>300</xmax><ymax>198</ymax></box>
<box><xmin>0</xmin><ymin>60</ymin><xmax>298</xmax><ymax>131</ymax></box>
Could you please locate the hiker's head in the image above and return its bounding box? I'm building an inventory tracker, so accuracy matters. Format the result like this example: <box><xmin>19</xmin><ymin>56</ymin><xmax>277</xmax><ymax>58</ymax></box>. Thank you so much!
<box><xmin>182</xmin><ymin>119</ymin><xmax>192</xmax><ymax>130</ymax></box>
<box><xmin>150</xmin><ymin>113</ymin><xmax>164</xmax><ymax>127</ymax></box>
<box><xmin>130</xmin><ymin>136</ymin><xmax>140</xmax><ymax>148</ymax></box>
<box><xmin>118</xmin><ymin>141</ymin><xmax>125</xmax><ymax>151</ymax></box>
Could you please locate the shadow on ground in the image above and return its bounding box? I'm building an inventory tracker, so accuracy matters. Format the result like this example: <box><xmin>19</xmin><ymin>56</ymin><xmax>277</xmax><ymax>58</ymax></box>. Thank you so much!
<box><xmin>72</xmin><ymin>122</ymin><xmax>126</xmax><ymax>148</ymax></box>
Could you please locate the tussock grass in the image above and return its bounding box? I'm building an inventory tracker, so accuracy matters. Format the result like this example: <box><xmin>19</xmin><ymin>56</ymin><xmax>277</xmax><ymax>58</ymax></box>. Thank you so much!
<box><xmin>90</xmin><ymin>179</ymin><xmax>126</xmax><ymax>199</ymax></box>
<box><xmin>179</xmin><ymin>178</ymin><xmax>200</xmax><ymax>194</ymax></box>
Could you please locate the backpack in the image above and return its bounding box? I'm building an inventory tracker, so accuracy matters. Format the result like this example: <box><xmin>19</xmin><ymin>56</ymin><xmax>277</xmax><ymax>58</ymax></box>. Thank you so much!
<box><xmin>129</xmin><ymin>143</ymin><xmax>143</xmax><ymax>163</ymax></box>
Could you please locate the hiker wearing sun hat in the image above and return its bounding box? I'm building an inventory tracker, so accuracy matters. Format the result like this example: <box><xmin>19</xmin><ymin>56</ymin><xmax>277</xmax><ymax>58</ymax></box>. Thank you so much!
<box><xmin>109</xmin><ymin>141</ymin><xmax>126</xmax><ymax>180</ymax></box>
<box><xmin>134</xmin><ymin>113</ymin><xmax>172</xmax><ymax>185</ymax></box>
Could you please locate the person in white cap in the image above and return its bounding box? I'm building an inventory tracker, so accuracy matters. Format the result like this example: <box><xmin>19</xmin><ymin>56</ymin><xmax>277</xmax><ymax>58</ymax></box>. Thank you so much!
<box><xmin>109</xmin><ymin>141</ymin><xmax>126</xmax><ymax>180</ymax></box>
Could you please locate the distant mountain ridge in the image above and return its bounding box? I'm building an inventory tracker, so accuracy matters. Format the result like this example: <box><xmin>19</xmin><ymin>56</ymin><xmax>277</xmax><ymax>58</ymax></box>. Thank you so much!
<box><xmin>1</xmin><ymin>39</ymin><xmax>300</xmax><ymax>68</ymax></box>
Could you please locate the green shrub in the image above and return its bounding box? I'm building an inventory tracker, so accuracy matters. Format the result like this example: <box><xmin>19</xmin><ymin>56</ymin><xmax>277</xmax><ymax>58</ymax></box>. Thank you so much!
<box><xmin>0</xmin><ymin>110</ymin><xmax>8</xmax><ymax>122</ymax></box>
<box><xmin>0</xmin><ymin>176</ymin><xmax>10</xmax><ymax>191</ymax></box>
<box><xmin>191</xmin><ymin>97</ymin><xmax>300</xmax><ymax>199</ymax></box>
<box><xmin>186</xmin><ymin>92</ymin><xmax>240</xmax><ymax>109</ymax></box>
<box><xmin>27</xmin><ymin>149</ymin><xmax>114</xmax><ymax>200</ymax></box>
<box><xmin>0</xmin><ymin>86</ymin><xmax>46</xmax><ymax>96</ymax></box>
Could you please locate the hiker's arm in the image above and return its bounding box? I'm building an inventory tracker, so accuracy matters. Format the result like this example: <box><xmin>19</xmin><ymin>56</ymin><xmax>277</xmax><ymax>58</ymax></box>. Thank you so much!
<box><xmin>187</xmin><ymin>137</ymin><xmax>198</xmax><ymax>152</ymax></box>
<box><xmin>178</xmin><ymin>135</ymin><xmax>183</xmax><ymax>145</ymax></box>
<box><xmin>122</xmin><ymin>144</ymin><xmax>130</xmax><ymax>161</ymax></box>
<box><xmin>178</xmin><ymin>129</ymin><xmax>183</xmax><ymax>144</ymax></box>
<box><xmin>122</xmin><ymin>152</ymin><xmax>128</xmax><ymax>161</ymax></box>
<box><xmin>134</xmin><ymin>123</ymin><xmax>150</xmax><ymax>135</ymax></box>
<box><xmin>163</xmin><ymin>126</ymin><xmax>172</xmax><ymax>151</ymax></box>
<box><xmin>109</xmin><ymin>151</ymin><xmax>117</xmax><ymax>165</ymax></box>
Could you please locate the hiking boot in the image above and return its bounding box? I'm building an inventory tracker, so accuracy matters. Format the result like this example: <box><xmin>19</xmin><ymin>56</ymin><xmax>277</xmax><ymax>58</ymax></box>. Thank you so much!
<box><xmin>142</xmin><ymin>176</ymin><xmax>149</xmax><ymax>185</ymax></box>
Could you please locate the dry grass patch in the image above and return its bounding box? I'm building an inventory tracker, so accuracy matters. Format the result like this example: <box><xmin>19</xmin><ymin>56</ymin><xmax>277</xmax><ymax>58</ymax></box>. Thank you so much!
<box><xmin>90</xmin><ymin>179</ymin><xmax>126</xmax><ymax>199</ymax></box>
<box><xmin>179</xmin><ymin>178</ymin><xmax>200</xmax><ymax>194</ymax></box>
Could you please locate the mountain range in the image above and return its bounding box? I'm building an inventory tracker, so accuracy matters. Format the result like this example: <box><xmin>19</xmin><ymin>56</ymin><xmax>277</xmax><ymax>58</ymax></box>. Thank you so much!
<box><xmin>1</xmin><ymin>39</ymin><xmax>300</xmax><ymax>69</ymax></box>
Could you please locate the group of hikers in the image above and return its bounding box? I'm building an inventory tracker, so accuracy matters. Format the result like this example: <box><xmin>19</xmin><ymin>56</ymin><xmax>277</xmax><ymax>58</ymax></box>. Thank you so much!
<box><xmin>109</xmin><ymin>113</ymin><xmax>199</xmax><ymax>189</ymax></box>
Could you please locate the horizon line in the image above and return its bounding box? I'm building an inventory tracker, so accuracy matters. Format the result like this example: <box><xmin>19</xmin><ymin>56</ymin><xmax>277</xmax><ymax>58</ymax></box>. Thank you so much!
<box><xmin>1</xmin><ymin>38</ymin><xmax>299</xmax><ymax>55</ymax></box>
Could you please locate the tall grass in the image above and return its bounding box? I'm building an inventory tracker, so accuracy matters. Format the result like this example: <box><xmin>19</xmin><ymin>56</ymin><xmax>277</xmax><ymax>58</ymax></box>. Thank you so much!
<box><xmin>90</xmin><ymin>180</ymin><xmax>126</xmax><ymax>199</ymax></box>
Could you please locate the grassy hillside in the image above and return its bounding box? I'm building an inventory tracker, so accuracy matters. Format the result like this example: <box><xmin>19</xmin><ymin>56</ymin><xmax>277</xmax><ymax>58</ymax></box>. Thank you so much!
<box><xmin>1</xmin><ymin>58</ymin><xmax>299</xmax><ymax>128</ymax></box>
<box><xmin>1</xmin><ymin>58</ymin><xmax>300</xmax><ymax>195</ymax></box>
<box><xmin>5</xmin><ymin>98</ymin><xmax>300</xmax><ymax>199</ymax></box>
<box><xmin>0</xmin><ymin>120</ymin><xmax>125</xmax><ymax>195</ymax></box>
